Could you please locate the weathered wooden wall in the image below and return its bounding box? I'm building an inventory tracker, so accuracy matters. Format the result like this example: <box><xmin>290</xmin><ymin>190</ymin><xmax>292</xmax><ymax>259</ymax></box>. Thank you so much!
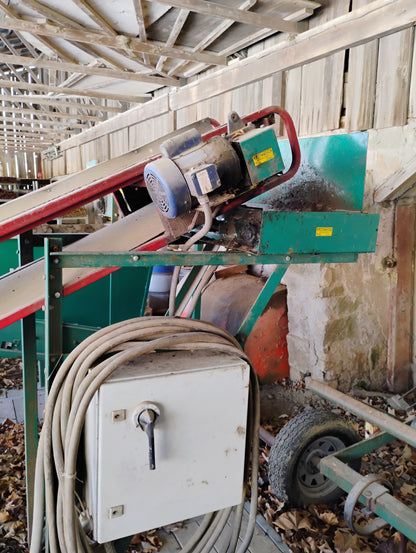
<box><xmin>42</xmin><ymin>0</ymin><xmax>416</xmax><ymax>177</ymax></box>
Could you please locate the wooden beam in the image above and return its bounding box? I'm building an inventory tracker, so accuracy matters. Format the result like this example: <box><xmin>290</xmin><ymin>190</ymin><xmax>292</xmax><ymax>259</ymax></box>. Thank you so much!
<box><xmin>156</xmin><ymin>9</ymin><xmax>190</xmax><ymax>73</ymax></box>
<box><xmin>153</xmin><ymin>0</ymin><xmax>299</xmax><ymax>33</ymax></box>
<box><xmin>0</xmin><ymin>33</ymin><xmax>40</xmax><ymax>84</ymax></box>
<box><xmin>374</xmin><ymin>159</ymin><xmax>416</xmax><ymax>202</ymax></box>
<box><xmin>0</xmin><ymin>52</ymin><xmax>178</xmax><ymax>86</ymax></box>
<box><xmin>0</xmin><ymin>78</ymin><xmax>147</xmax><ymax>103</ymax></box>
<box><xmin>0</xmin><ymin>106</ymin><xmax>102</xmax><ymax>121</ymax></box>
<box><xmin>0</xmin><ymin>128</ymin><xmax>67</xmax><ymax>138</ymax></box>
<box><xmin>167</xmin><ymin>0</ymin><xmax>255</xmax><ymax>76</ymax></box>
<box><xmin>1</xmin><ymin>16</ymin><xmax>226</xmax><ymax>65</ymax></box>
<box><xmin>170</xmin><ymin>0</ymin><xmax>416</xmax><ymax>110</ymax></box>
<box><xmin>22</xmin><ymin>0</ymin><xmax>85</xmax><ymax>30</ymax></box>
<box><xmin>4</xmin><ymin>95</ymin><xmax>123</xmax><ymax>113</ymax></box>
<box><xmin>0</xmin><ymin>138</ymin><xmax>54</xmax><ymax>145</ymax></box>
<box><xmin>18</xmin><ymin>0</ymin><xmax>154</xmax><ymax>73</ymax></box>
<box><xmin>131</xmin><ymin>0</ymin><xmax>150</xmax><ymax>65</ymax></box>
<box><xmin>33</xmin><ymin>35</ymin><xmax>81</xmax><ymax>64</ymax></box>
<box><xmin>387</xmin><ymin>204</ymin><xmax>415</xmax><ymax>391</ymax></box>
<box><xmin>0</xmin><ymin>115</ymin><xmax>87</xmax><ymax>128</ymax></box>
<box><xmin>71</xmin><ymin>0</ymin><xmax>117</xmax><ymax>36</ymax></box>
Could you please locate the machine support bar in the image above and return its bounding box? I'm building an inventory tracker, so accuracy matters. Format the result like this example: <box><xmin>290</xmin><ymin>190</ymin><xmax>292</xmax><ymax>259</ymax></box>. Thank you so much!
<box><xmin>307</xmin><ymin>379</ymin><xmax>416</xmax><ymax>448</ymax></box>
<box><xmin>52</xmin><ymin>251</ymin><xmax>358</xmax><ymax>268</ymax></box>
<box><xmin>18</xmin><ymin>231</ymin><xmax>38</xmax><ymax>538</ymax></box>
<box><xmin>321</xmin><ymin>456</ymin><xmax>416</xmax><ymax>542</ymax></box>
<box><xmin>44</xmin><ymin>238</ymin><xmax>63</xmax><ymax>391</ymax></box>
<box><xmin>236</xmin><ymin>265</ymin><xmax>287</xmax><ymax>346</ymax></box>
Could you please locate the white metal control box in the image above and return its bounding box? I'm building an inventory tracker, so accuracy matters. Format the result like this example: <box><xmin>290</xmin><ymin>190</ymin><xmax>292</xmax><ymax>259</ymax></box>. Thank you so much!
<box><xmin>84</xmin><ymin>349</ymin><xmax>250</xmax><ymax>543</ymax></box>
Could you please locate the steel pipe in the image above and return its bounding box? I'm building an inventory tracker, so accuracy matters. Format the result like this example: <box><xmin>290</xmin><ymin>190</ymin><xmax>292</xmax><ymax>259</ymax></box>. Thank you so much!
<box><xmin>307</xmin><ymin>379</ymin><xmax>416</xmax><ymax>448</ymax></box>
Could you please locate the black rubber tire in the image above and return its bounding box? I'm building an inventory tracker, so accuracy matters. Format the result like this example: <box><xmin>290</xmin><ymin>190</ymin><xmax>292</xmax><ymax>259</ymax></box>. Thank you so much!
<box><xmin>268</xmin><ymin>408</ymin><xmax>360</xmax><ymax>507</ymax></box>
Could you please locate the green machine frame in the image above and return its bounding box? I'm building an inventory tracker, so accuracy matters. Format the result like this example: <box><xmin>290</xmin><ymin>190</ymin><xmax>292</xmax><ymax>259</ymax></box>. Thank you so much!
<box><xmin>15</xmin><ymin>130</ymin><xmax>414</xmax><ymax>547</ymax></box>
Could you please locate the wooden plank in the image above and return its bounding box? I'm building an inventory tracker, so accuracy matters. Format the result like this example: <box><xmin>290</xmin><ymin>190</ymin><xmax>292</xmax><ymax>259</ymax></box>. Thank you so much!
<box><xmin>58</xmin><ymin>95</ymin><xmax>169</xmax><ymax>149</ymax></box>
<box><xmin>374</xmin><ymin>158</ymin><xmax>416</xmax><ymax>202</ymax></box>
<box><xmin>51</xmin><ymin>154</ymin><xmax>66</xmax><ymax>177</ymax></box>
<box><xmin>410</xmin><ymin>34</ymin><xmax>416</xmax><ymax>118</ymax></box>
<box><xmin>343</xmin><ymin>0</ymin><xmax>378</xmax><ymax>131</ymax></box>
<box><xmin>299</xmin><ymin>0</ymin><xmax>349</xmax><ymax>136</ymax></box>
<box><xmin>65</xmin><ymin>146</ymin><xmax>83</xmax><ymax>174</ymax></box>
<box><xmin>387</xmin><ymin>205</ymin><xmax>415</xmax><ymax>391</ymax></box>
<box><xmin>80</xmin><ymin>135</ymin><xmax>110</xmax><ymax>167</ymax></box>
<box><xmin>128</xmin><ymin>112</ymin><xmax>175</xmax><ymax>150</ymax></box>
<box><xmin>0</xmin><ymin>52</ymin><xmax>179</xmax><ymax>86</ymax></box>
<box><xmin>153</xmin><ymin>0</ymin><xmax>299</xmax><ymax>33</ymax></box>
<box><xmin>374</xmin><ymin>27</ymin><xmax>415</xmax><ymax>129</ymax></box>
<box><xmin>109</xmin><ymin>128</ymin><xmax>129</xmax><ymax>158</ymax></box>
<box><xmin>2</xmin><ymin>16</ymin><xmax>226</xmax><ymax>66</ymax></box>
<box><xmin>282</xmin><ymin>67</ymin><xmax>302</xmax><ymax>136</ymax></box>
<box><xmin>169</xmin><ymin>0</ymin><xmax>416</xmax><ymax>111</ymax></box>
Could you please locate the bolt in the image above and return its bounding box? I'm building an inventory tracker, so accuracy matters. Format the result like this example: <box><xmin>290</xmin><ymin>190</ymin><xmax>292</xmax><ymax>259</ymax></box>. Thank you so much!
<box><xmin>285</xmin><ymin>255</ymin><xmax>291</xmax><ymax>261</ymax></box>
<box><xmin>53</xmin><ymin>258</ymin><xmax>59</xmax><ymax>264</ymax></box>
<box><xmin>132</xmin><ymin>255</ymin><xmax>139</xmax><ymax>261</ymax></box>
<box><xmin>382</xmin><ymin>256</ymin><xmax>397</xmax><ymax>269</ymax></box>
<box><xmin>54</xmin><ymin>292</ymin><xmax>61</xmax><ymax>298</ymax></box>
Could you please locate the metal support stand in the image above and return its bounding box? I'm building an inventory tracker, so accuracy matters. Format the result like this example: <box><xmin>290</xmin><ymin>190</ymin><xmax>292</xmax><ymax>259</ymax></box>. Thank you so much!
<box><xmin>19</xmin><ymin>231</ymin><xmax>38</xmax><ymax>538</ymax></box>
<box><xmin>44</xmin><ymin>237</ymin><xmax>63</xmax><ymax>391</ymax></box>
<box><xmin>236</xmin><ymin>265</ymin><xmax>288</xmax><ymax>346</ymax></box>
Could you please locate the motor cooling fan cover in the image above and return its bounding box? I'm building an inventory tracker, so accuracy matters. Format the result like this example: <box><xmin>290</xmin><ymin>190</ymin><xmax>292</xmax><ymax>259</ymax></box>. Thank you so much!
<box><xmin>144</xmin><ymin>157</ymin><xmax>192</xmax><ymax>219</ymax></box>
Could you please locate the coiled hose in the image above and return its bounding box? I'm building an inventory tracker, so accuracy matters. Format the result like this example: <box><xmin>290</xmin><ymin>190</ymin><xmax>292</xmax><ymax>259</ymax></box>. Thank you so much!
<box><xmin>30</xmin><ymin>316</ymin><xmax>260</xmax><ymax>553</ymax></box>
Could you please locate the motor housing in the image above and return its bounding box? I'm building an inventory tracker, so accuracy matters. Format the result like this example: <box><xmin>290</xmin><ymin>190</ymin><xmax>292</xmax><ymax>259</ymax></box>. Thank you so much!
<box><xmin>144</xmin><ymin>128</ymin><xmax>242</xmax><ymax>218</ymax></box>
<box><xmin>143</xmin><ymin>112</ymin><xmax>285</xmax><ymax>221</ymax></box>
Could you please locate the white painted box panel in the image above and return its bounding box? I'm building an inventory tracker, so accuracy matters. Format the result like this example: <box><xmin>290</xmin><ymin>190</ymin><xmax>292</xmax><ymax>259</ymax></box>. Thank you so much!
<box><xmin>85</xmin><ymin>349</ymin><xmax>250</xmax><ymax>543</ymax></box>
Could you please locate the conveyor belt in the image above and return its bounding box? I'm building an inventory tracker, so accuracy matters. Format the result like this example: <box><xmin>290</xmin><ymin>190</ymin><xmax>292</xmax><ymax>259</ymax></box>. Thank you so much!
<box><xmin>0</xmin><ymin>203</ymin><xmax>167</xmax><ymax>329</ymax></box>
<box><xmin>0</xmin><ymin>118</ymin><xmax>217</xmax><ymax>243</ymax></box>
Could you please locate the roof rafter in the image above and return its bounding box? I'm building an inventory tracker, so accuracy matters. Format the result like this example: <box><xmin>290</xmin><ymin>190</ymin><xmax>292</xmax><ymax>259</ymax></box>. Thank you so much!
<box><xmin>0</xmin><ymin>114</ymin><xmax>88</xmax><ymax>128</ymax></box>
<box><xmin>0</xmin><ymin>105</ymin><xmax>103</xmax><ymax>121</ymax></box>
<box><xmin>131</xmin><ymin>0</ymin><xmax>150</xmax><ymax>65</ymax></box>
<box><xmin>71</xmin><ymin>0</ymin><xmax>117</xmax><ymax>36</ymax></box>
<box><xmin>154</xmin><ymin>0</ymin><xmax>299</xmax><ymax>33</ymax></box>
<box><xmin>4</xmin><ymin>94</ymin><xmax>123</xmax><ymax>113</ymax></box>
<box><xmin>0</xmin><ymin>16</ymin><xmax>226</xmax><ymax>65</ymax></box>
<box><xmin>0</xmin><ymin>78</ymin><xmax>148</xmax><ymax>103</ymax></box>
<box><xmin>167</xmin><ymin>0</ymin><xmax>256</xmax><ymax>76</ymax></box>
<box><xmin>0</xmin><ymin>52</ymin><xmax>179</xmax><ymax>85</ymax></box>
<box><xmin>156</xmin><ymin>8</ymin><xmax>190</xmax><ymax>73</ymax></box>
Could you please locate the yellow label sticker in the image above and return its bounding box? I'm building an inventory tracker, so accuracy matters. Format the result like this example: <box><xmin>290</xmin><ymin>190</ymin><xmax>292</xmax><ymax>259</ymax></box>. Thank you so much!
<box><xmin>316</xmin><ymin>227</ymin><xmax>333</xmax><ymax>237</ymax></box>
<box><xmin>253</xmin><ymin>148</ymin><xmax>275</xmax><ymax>166</ymax></box>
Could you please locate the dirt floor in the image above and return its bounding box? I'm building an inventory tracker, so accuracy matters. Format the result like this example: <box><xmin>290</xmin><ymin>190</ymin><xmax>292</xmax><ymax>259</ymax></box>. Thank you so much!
<box><xmin>1</xmin><ymin>363</ymin><xmax>416</xmax><ymax>553</ymax></box>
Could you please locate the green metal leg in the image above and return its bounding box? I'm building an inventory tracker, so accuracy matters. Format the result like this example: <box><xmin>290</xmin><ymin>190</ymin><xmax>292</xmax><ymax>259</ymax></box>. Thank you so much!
<box><xmin>19</xmin><ymin>232</ymin><xmax>38</xmax><ymax>539</ymax></box>
<box><xmin>236</xmin><ymin>265</ymin><xmax>287</xmax><ymax>346</ymax></box>
<box><xmin>44</xmin><ymin>238</ymin><xmax>63</xmax><ymax>390</ymax></box>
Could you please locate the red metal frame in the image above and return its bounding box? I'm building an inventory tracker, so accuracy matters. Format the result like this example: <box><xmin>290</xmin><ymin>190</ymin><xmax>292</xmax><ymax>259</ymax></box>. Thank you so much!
<box><xmin>0</xmin><ymin>107</ymin><xmax>299</xmax><ymax>242</ymax></box>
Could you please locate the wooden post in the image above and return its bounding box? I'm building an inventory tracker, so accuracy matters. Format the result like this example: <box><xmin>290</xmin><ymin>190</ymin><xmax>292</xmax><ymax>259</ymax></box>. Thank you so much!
<box><xmin>387</xmin><ymin>204</ymin><xmax>415</xmax><ymax>391</ymax></box>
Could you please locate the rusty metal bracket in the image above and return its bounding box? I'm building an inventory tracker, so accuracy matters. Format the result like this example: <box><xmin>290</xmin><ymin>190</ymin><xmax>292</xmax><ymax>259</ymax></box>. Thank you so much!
<box><xmin>344</xmin><ymin>473</ymin><xmax>393</xmax><ymax>536</ymax></box>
